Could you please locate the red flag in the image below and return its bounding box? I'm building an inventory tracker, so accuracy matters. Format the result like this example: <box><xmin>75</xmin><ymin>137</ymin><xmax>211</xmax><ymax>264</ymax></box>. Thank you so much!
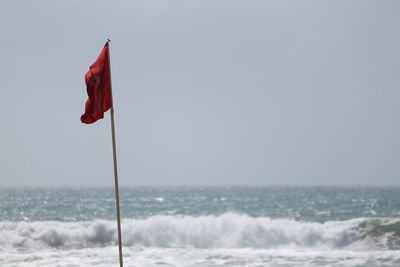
<box><xmin>81</xmin><ymin>43</ymin><xmax>112</xmax><ymax>124</ymax></box>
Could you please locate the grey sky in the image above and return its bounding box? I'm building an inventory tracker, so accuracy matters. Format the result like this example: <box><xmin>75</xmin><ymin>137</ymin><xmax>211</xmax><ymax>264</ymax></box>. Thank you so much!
<box><xmin>1</xmin><ymin>1</ymin><xmax>399</xmax><ymax>187</ymax></box>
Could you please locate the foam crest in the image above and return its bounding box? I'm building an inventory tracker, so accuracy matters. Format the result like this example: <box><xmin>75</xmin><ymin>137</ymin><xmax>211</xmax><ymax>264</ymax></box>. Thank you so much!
<box><xmin>0</xmin><ymin>220</ymin><xmax>116</xmax><ymax>250</ymax></box>
<box><xmin>0</xmin><ymin>213</ymin><xmax>399</xmax><ymax>251</ymax></box>
<box><xmin>122</xmin><ymin>213</ymin><xmax>361</xmax><ymax>249</ymax></box>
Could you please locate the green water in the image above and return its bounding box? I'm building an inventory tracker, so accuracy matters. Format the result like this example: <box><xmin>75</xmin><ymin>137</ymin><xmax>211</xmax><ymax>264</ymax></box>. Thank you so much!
<box><xmin>1</xmin><ymin>186</ymin><xmax>399</xmax><ymax>222</ymax></box>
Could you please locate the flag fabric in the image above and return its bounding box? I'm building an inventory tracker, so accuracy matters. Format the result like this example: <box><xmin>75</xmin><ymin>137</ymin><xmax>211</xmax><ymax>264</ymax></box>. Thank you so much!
<box><xmin>81</xmin><ymin>42</ymin><xmax>112</xmax><ymax>124</ymax></box>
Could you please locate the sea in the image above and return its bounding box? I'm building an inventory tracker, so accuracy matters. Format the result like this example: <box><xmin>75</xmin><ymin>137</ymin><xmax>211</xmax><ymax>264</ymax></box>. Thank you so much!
<box><xmin>1</xmin><ymin>186</ymin><xmax>400</xmax><ymax>267</ymax></box>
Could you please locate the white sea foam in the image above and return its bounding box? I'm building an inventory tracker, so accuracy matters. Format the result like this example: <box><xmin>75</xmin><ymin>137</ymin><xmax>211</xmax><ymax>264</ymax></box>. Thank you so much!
<box><xmin>2</xmin><ymin>247</ymin><xmax>400</xmax><ymax>267</ymax></box>
<box><xmin>0</xmin><ymin>213</ymin><xmax>399</xmax><ymax>251</ymax></box>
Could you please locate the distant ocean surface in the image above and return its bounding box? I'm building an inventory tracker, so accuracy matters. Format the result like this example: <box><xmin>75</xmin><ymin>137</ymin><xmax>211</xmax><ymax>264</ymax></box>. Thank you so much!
<box><xmin>1</xmin><ymin>186</ymin><xmax>400</xmax><ymax>267</ymax></box>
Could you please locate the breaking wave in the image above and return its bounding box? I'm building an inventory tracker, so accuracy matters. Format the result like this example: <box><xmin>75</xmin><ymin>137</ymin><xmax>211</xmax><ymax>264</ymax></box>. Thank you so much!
<box><xmin>1</xmin><ymin>213</ymin><xmax>399</xmax><ymax>251</ymax></box>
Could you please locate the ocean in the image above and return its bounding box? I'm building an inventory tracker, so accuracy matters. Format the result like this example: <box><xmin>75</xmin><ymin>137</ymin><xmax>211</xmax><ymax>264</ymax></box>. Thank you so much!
<box><xmin>1</xmin><ymin>186</ymin><xmax>399</xmax><ymax>267</ymax></box>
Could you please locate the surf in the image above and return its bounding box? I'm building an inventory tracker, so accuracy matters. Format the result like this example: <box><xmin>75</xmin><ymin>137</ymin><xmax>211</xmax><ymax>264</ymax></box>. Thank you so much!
<box><xmin>1</xmin><ymin>213</ymin><xmax>399</xmax><ymax>251</ymax></box>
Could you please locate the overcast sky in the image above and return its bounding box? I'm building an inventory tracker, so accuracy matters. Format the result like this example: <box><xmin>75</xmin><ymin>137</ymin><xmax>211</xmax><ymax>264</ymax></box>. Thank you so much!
<box><xmin>1</xmin><ymin>1</ymin><xmax>399</xmax><ymax>187</ymax></box>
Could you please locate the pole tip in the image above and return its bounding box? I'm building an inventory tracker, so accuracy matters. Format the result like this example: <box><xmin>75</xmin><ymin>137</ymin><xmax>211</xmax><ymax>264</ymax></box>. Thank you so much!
<box><xmin>107</xmin><ymin>38</ymin><xmax>111</xmax><ymax>43</ymax></box>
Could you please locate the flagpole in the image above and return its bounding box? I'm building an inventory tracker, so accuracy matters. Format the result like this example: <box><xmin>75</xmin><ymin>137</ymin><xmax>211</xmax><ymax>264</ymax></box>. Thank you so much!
<box><xmin>107</xmin><ymin>39</ymin><xmax>124</xmax><ymax>267</ymax></box>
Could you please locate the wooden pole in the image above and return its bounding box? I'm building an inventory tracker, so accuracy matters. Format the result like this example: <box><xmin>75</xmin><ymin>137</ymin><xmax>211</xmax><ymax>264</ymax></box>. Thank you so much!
<box><xmin>107</xmin><ymin>39</ymin><xmax>124</xmax><ymax>267</ymax></box>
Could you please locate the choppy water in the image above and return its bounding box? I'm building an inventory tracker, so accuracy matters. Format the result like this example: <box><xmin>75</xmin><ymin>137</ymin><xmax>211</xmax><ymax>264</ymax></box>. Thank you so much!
<box><xmin>1</xmin><ymin>186</ymin><xmax>400</xmax><ymax>266</ymax></box>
